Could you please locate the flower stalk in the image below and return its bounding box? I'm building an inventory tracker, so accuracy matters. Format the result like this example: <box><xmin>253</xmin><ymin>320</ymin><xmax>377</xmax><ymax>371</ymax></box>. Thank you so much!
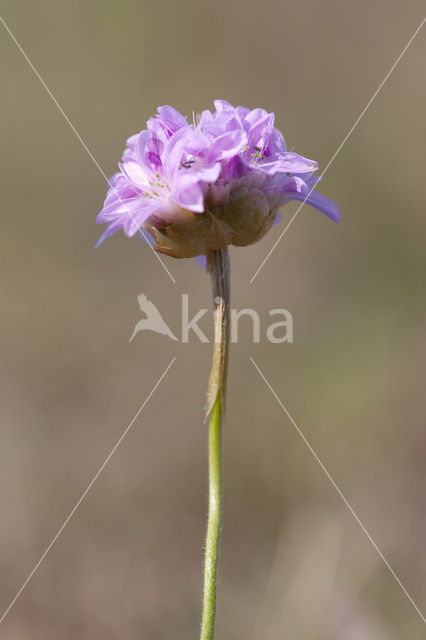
<box><xmin>206</xmin><ymin>248</ymin><xmax>230</xmax><ymax>418</ymax></box>
<box><xmin>200</xmin><ymin>391</ymin><xmax>222</xmax><ymax>640</ymax></box>
<box><xmin>200</xmin><ymin>248</ymin><xmax>230</xmax><ymax>640</ymax></box>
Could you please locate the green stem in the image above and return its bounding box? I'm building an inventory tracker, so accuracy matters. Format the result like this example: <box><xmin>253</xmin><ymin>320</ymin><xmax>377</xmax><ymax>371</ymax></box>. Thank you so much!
<box><xmin>200</xmin><ymin>391</ymin><xmax>222</xmax><ymax>640</ymax></box>
<box><xmin>201</xmin><ymin>247</ymin><xmax>230</xmax><ymax>640</ymax></box>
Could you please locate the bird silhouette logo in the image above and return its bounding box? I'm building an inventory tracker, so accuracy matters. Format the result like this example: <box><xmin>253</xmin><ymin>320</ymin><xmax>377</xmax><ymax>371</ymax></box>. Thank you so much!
<box><xmin>129</xmin><ymin>294</ymin><xmax>179</xmax><ymax>342</ymax></box>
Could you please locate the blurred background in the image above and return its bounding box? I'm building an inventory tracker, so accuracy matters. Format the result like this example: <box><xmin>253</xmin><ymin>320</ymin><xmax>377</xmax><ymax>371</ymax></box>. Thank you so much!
<box><xmin>1</xmin><ymin>1</ymin><xmax>425</xmax><ymax>638</ymax></box>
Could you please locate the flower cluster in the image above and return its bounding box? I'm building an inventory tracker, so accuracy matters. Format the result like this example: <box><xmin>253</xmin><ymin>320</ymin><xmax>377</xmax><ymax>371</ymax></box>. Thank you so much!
<box><xmin>96</xmin><ymin>100</ymin><xmax>340</xmax><ymax>257</ymax></box>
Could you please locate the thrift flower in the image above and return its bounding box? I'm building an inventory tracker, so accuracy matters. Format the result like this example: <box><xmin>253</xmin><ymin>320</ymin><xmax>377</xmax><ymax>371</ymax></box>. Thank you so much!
<box><xmin>95</xmin><ymin>99</ymin><xmax>341</xmax><ymax>640</ymax></box>
<box><xmin>96</xmin><ymin>100</ymin><xmax>340</xmax><ymax>257</ymax></box>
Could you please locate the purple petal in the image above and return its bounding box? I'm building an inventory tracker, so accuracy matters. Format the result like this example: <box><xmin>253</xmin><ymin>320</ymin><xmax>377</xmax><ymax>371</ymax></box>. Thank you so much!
<box><xmin>236</xmin><ymin>105</ymin><xmax>250</xmax><ymax>119</ymax></box>
<box><xmin>174</xmin><ymin>173</ymin><xmax>204</xmax><ymax>212</ymax></box>
<box><xmin>244</xmin><ymin>108</ymin><xmax>271</xmax><ymax>129</ymax></box>
<box><xmin>135</xmin><ymin>130</ymin><xmax>153</xmax><ymax>165</ymax></box>
<box><xmin>213</xmin><ymin>130</ymin><xmax>247</xmax><ymax>158</ymax></box>
<box><xmin>96</xmin><ymin>201</ymin><xmax>161</xmax><ymax>246</ymax></box>
<box><xmin>107</xmin><ymin>172</ymin><xmax>122</xmax><ymax>188</ymax></box>
<box><xmin>267</xmin><ymin>128</ymin><xmax>286</xmax><ymax>154</ymax></box>
<box><xmin>95</xmin><ymin>220</ymin><xmax>124</xmax><ymax>247</ymax></box>
<box><xmin>195</xmin><ymin>163</ymin><xmax>222</xmax><ymax>183</ymax></box>
<box><xmin>98</xmin><ymin>196</ymin><xmax>141</xmax><ymax>220</ymax></box>
<box><xmin>259</xmin><ymin>153</ymin><xmax>318</xmax><ymax>175</ymax></box>
<box><xmin>126</xmin><ymin>133</ymin><xmax>139</xmax><ymax>148</ymax></box>
<box><xmin>196</xmin><ymin>254</ymin><xmax>207</xmax><ymax>270</ymax></box>
<box><xmin>163</xmin><ymin>126</ymin><xmax>191</xmax><ymax>178</ymax></box>
<box><xmin>157</xmin><ymin>105</ymin><xmax>188</xmax><ymax>131</ymax></box>
<box><xmin>247</xmin><ymin>113</ymin><xmax>275</xmax><ymax>145</ymax></box>
<box><xmin>213</xmin><ymin>99</ymin><xmax>235</xmax><ymax>111</ymax></box>
<box><xmin>288</xmin><ymin>188</ymin><xmax>340</xmax><ymax>222</ymax></box>
<box><xmin>119</xmin><ymin>159</ymin><xmax>150</xmax><ymax>188</ymax></box>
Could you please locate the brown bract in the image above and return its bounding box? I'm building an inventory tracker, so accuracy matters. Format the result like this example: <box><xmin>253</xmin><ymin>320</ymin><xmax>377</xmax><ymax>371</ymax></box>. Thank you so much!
<box><xmin>146</xmin><ymin>190</ymin><xmax>278</xmax><ymax>258</ymax></box>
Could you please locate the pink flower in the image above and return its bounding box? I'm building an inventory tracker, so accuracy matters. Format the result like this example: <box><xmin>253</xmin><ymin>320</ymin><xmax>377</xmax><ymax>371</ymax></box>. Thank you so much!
<box><xmin>96</xmin><ymin>101</ymin><xmax>339</xmax><ymax>257</ymax></box>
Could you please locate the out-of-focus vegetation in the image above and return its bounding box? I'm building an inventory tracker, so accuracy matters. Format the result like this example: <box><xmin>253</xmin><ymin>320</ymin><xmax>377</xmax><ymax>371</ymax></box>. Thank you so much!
<box><xmin>0</xmin><ymin>1</ymin><xmax>425</xmax><ymax>638</ymax></box>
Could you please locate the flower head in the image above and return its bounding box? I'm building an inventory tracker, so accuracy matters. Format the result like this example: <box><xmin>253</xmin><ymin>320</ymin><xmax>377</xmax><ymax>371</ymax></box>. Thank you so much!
<box><xmin>96</xmin><ymin>100</ymin><xmax>340</xmax><ymax>257</ymax></box>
